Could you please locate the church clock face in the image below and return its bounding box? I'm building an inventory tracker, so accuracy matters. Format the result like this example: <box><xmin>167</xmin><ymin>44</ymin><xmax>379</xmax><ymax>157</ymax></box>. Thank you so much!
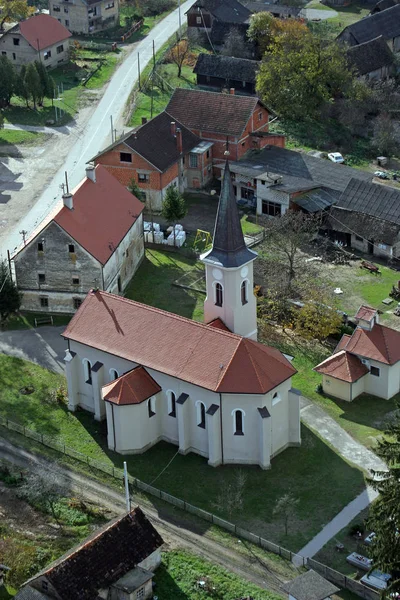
<box><xmin>240</xmin><ymin>266</ymin><xmax>249</xmax><ymax>278</ymax></box>
<box><xmin>212</xmin><ymin>268</ymin><xmax>223</xmax><ymax>280</ymax></box>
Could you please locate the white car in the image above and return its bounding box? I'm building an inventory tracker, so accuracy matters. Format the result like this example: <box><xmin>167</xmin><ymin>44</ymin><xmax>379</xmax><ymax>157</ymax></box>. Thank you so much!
<box><xmin>328</xmin><ymin>152</ymin><xmax>344</xmax><ymax>164</ymax></box>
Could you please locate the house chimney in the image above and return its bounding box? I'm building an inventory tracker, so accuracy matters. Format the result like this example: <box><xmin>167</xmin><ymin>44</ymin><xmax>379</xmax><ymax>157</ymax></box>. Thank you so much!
<box><xmin>63</xmin><ymin>193</ymin><xmax>73</xmax><ymax>210</ymax></box>
<box><xmin>171</xmin><ymin>121</ymin><xmax>176</xmax><ymax>136</ymax></box>
<box><xmin>230</xmin><ymin>88</ymin><xmax>235</xmax><ymax>95</ymax></box>
<box><xmin>176</xmin><ymin>128</ymin><xmax>183</xmax><ymax>153</ymax></box>
<box><xmin>86</xmin><ymin>164</ymin><xmax>96</xmax><ymax>183</ymax></box>
<box><xmin>142</xmin><ymin>116</ymin><xmax>148</xmax><ymax>125</ymax></box>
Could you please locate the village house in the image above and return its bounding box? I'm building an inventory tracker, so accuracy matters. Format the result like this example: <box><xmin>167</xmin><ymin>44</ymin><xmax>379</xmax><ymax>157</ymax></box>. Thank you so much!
<box><xmin>12</xmin><ymin>164</ymin><xmax>144</xmax><ymax>314</ymax></box>
<box><xmin>62</xmin><ymin>161</ymin><xmax>302</xmax><ymax>469</ymax></box>
<box><xmin>218</xmin><ymin>146</ymin><xmax>372</xmax><ymax>216</ymax></box>
<box><xmin>315</xmin><ymin>306</ymin><xmax>400</xmax><ymax>401</ymax></box>
<box><xmin>347</xmin><ymin>36</ymin><xmax>394</xmax><ymax>80</ymax></box>
<box><xmin>282</xmin><ymin>570</ymin><xmax>340</xmax><ymax>600</ymax></box>
<box><xmin>49</xmin><ymin>0</ymin><xmax>119</xmax><ymax>34</ymax></box>
<box><xmin>15</xmin><ymin>507</ymin><xmax>163</xmax><ymax>600</ymax></box>
<box><xmin>0</xmin><ymin>14</ymin><xmax>71</xmax><ymax>68</ymax></box>
<box><xmin>93</xmin><ymin>111</ymin><xmax>212</xmax><ymax>209</ymax></box>
<box><xmin>165</xmin><ymin>88</ymin><xmax>285</xmax><ymax>165</ymax></box>
<box><xmin>322</xmin><ymin>178</ymin><xmax>400</xmax><ymax>259</ymax></box>
<box><xmin>194</xmin><ymin>53</ymin><xmax>259</xmax><ymax>94</ymax></box>
<box><xmin>337</xmin><ymin>4</ymin><xmax>400</xmax><ymax>50</ymax></box>
<box><xmin>186</xmin><ymin>0</ymin><xmax>250</xmax><ymax>34</ymax></box>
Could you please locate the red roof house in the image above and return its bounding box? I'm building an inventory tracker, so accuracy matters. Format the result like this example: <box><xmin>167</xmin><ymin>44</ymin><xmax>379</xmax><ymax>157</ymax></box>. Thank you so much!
<box><xmin>13</xmin><ymin>164</ymin><xmax>145</xmax><ymax>314</ymax></box>
<box><xmin>0</xmin><ymin>14</ymin><xmax>71</xmax><ymax>68</ymax></box>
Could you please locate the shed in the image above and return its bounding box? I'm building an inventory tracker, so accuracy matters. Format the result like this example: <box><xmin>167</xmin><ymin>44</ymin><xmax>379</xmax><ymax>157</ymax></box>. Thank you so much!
<box><xmin>282</xmin><ymin>570</ymin><xmax>340</xmax><ymax>600</ymax></box>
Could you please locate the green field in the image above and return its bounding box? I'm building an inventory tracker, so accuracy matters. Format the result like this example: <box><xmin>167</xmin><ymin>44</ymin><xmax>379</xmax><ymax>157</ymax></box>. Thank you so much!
<box><xmin>0</xmin><ymin>130</ymin><xmax>49</xmax><ymax>145</ymax></box>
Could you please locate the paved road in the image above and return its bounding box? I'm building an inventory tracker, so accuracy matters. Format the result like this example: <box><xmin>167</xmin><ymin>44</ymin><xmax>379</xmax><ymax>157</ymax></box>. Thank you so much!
<box><xmin>0</xmin><ymin>1</ymin><xmax>193</xmax><ymax>258</ymax></box>
<box><xmin>0</xmin><ymin>326</ymin><xmax>65</xmax><ymax>373</ymax></box>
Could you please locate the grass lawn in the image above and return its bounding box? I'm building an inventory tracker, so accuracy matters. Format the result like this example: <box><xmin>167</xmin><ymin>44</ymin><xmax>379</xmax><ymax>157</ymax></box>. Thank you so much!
<box><xmin>130</xmin><ymin>62</ymin><xmax>196</xmax><ymax>127</ymax></box>
<box><xmin>0</xmin><ymin>130</ymin><xmax>49</xmax><ymax>145</ymax></box>
<box><xmin>307</xmin><ymin>1</ymin><xmax>370</xmax><ymax>38</ymax></box>
<box><xmin>81</xmin><ymin>50</ymin><xmax>122</xmax><ymax>90</ymax></box>
<box><xmin>155</xmin><ymin>550</ymin><xmax>281</xmax><ymax>599</ymax></box>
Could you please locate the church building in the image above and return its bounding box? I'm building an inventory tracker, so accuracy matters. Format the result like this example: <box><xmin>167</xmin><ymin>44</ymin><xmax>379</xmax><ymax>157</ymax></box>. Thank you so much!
<box><xmin>62</xmin><ymin>162</ymin><xmax>302</xmax><ymax>469</ymax></box>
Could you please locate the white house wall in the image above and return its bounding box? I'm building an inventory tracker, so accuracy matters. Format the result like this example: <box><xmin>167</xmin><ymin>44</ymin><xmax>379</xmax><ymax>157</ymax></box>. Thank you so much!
<box><xmin>103</xmin><ymin>214</ymin><xmax>144</xmax><ymax>293</ymax></box>
<box><xmin>256</xmin><ymin>184</ymin><xmax>290</xmax><ymax>216</ymax></box>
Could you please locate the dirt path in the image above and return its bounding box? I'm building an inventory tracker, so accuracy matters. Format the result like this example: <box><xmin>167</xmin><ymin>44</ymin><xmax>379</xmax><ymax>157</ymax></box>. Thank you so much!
<box><xmin>0</xmin><ymin>437</ymin><xmax>293</xmax><ymax>596</ymax></box>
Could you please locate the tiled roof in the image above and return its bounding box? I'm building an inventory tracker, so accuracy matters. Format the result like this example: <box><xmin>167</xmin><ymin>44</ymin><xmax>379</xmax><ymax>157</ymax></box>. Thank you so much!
<box><xmin>17</xmin><ymin>14</ymin><xmax>71</xmax><ymax>50</ymax></box>
<box><xmin>202</xmin><ymin>161</ymin><xmax>257</xmax><ymax>267</ymax></box>
<box><xmin>166</xmin><ymin>88</ymin><xmax>263</xmax><ymax>137</ymax></box>
<box><xmin>347</xmin><ymin>36</ymin><xmax>394</xmax><ymax>75</ymax></box>
<box><xmin>282</xmin><ymin>570</ymin><xmax>340</xmax><ymax>600</ymax></box>
<box><xmin>63</xmin><ymin>290</ymin><xmax>296</xmax><ymax>395</ymax></box>
<box><xmin>103</xmin><ymin>366</ymin><xmax>162</xmax><ymax>405</ymax></box>
<box><xmin>194</xmin><ymin>53</ymin><xmax>258</xmax><ymax>84</ymax></box>
<box><xmin>324</xmin><ymin>207</ymin><xmax>400</xmax><ymax>246</ymax></box>
<box><xmin>337</xmin><ymin>4</ymin><xmax>400</xmax><ymax>45</ymax></box>
<box><xmin>334</xmin><ymin>333</ymin><xmax>351</xmax><ymax>353</ymax></box>
<box><xmin>25</xmin><ymin>508</ymin><xmax>163</xmax><ymax>600</ymax></box>
<box><xmin>355</xmin><ymin>305</ymin><xmax>378</xmax><ymax>322</ymax></box>
<box><xmin>13</xmin><ymin>165</ymin><xmax>144</xmax><ymax>265</ymax></box>
<box><xmin>314</xmin><ymin>350</ymin><xmax>369</xmax><ymax>383</ymax></box>
<box><xmin>188</xmin><ymin>0</ymin><xmax>251</xmax><ymax>22</ymax></box>
<box><xmin>243</xmin><ymin>146</ymin><xmax>372</xmax><ymax>193</ymax></box>
<box><xmin>337</xmin><ymin>178</ymin><xmax>400</xmax><ymax>225</ymax></box>
<box><xmin>94</xmin><ymin>111</ymin><xmax>201</xmax><ymax>172</ymax></box>
<box><xmin>345</xmin><ymin>324</ymin><xmax>400</xmax><ymax>365</ymax></box>
<box><xmin>209</xmin><ymin>20</ymin><xmax>250</xmax><ymax>44</ymax></box>
<box><xmin>207</xmin><ymin>317</ymin><xmax>231</xmax><ymax>331</ymax></box>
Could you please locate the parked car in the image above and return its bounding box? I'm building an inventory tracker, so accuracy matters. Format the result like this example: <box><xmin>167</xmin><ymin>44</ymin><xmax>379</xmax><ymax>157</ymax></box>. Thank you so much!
<box><xmin>364</xmin><ymin>532</ymin><xmax>376</xmax><ymax>545</ymax></box>
<box><xmin>328</xmin><ymin>152</ymin><xmax>344</xmax><ymax>164</ymax></box>
<box><xmin>361</xmin><ymin>570</ymin><xmax>391</xmax><ymax>591</ymax></box>
<box><xmin>374</xmin><ymin>170</ymin><xmax>390</xmax><ymax>179</ymax></box>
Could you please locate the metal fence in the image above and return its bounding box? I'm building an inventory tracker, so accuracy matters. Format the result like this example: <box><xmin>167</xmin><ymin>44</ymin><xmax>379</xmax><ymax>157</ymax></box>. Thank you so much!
<box><xmin>0</xmin><ymin>415</ymin><xmax>380</xmax><ymax>600</ymax></box>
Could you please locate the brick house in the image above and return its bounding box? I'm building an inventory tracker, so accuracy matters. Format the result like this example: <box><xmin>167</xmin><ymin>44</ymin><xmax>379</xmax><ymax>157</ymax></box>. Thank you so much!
<box><xmin>49</xmin><ymin>0</ymin><xmax>119</xmax><ymax>34</ymax></box>
<box><xmin>165</xmin><ymin>88</ymin><xmax>285</xmax><ymax>167</ymax></box>
<box><xmin>0</xmin><ymin>14</ymin><xmax>71</xmax><ymax>69</ymax></box>
<box><xmin>93</xmin><ymin>111</ymin><xmax>213</xmax><ymax>209</ymax></box>
<box><xmin>15</xmin><ymin>507</ymin><xmax>163</xmax><ymax>600</ymax></box>
<box><xmin>12</xmin><ymin>164</ymin><xmax>144</xmax><ymax>314</ymax></box>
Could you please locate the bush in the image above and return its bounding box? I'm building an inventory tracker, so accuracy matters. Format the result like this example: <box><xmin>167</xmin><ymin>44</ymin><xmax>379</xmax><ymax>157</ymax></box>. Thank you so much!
<box><xmin>349</xmin><ymin>523</ymin><xmax>365</xmax><ymax>536</ymax></box>
<box><xmin>0</xmin><ymin>539</ymin><xmax>37</xmax><ymax>587</ymax></box>
<box><xmin>0</xmin><ymin>464</ymin><xmax>21</xmax><ymax>486</ymax></box>
<box><xmin>316</xmin><ymin>383</ymin><xmax>325</xmax><ymax>396</ymax></box>
<box><xmin>142</xmin><ymin>0</ymin><xmax>176</xmax><ymax>16</ymax></box>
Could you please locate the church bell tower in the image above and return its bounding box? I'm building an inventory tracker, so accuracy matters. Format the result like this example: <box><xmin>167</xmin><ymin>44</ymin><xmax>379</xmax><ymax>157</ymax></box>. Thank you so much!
<box><xmin>201</xmin><ymin>160</ymin><xmax>258</xmax><ymax>340</ymax></box>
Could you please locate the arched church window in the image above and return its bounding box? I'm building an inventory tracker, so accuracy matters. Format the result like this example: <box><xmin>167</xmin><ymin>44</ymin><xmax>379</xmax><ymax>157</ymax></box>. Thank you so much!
<box><xmin>196</xmin><ymin>401</ymin><xmax>206</xmax><ymax>429</ymax></box>
<box><xmin>232</xmin><ymin>409</ymin><xmax>245</xmax><ymax>435</ymax></box>
<box><xmin>272</xmin><ymin>392</ymin><xmax>281</xmax><ymax>406</ymax></box>
<box><xmin>167</xmin><ymin>390</ymin><xmax>176</xmax><ymax>417</ymax></box>
<box><xmin>241</xmin><ymin>280</ymin><xmax>248</xmax><ymax>305</ymax></box>
<box><xmin>215</xmin><ymin>283</ymin><xmax>223</xmax><ymax>307</ymax></box>
<box><xmin>109</xmin><ymin>368</ymin><xmax>119</xmax><ymax>381</ymax></box>
<box><xmin>82</xmin><ymin>359</ymin><xmax>92</xmax><ymax>384</ymax></box>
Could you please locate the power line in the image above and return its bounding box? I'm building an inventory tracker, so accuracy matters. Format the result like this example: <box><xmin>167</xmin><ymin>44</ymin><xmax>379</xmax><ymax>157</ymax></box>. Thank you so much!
<box><xmin>149</xmin><ymin>448</ymin><xmax>180</xmax><ymax>486</ymax></box>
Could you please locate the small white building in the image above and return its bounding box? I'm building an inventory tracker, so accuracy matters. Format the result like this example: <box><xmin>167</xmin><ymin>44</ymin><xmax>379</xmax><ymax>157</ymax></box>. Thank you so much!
<box><xmin>315</xmin><ymin>305</ymin><xmax>400</xmax><ymax>401</ymax></box>
<box><xmin>62</xmin><ymin>161</ymin><xmax>302</xmax><ymax>469</ymax></box>
<box><xmin>13</xmin><ymin>164</ymin><xmax>144</xmax><ymax>314</ymax></box>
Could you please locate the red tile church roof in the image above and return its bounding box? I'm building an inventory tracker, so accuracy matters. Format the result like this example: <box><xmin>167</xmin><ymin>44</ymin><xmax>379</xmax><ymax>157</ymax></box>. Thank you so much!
<box><xmin>63</xmin><ymin>290</ymin><xmax>296</xmax><ymax>395</ymax></box>
<box><xmin>314</xmin><ymin>350</ymin><xmax>369</xmax><ymax>383</ymax></box>
<box><xmin>355</xmin><ymin>305</ymin><xmax>377</xmax><ymax>322</ymax></box>
<box><xmin>103</xmin><ymin>366</ymin><xmax>161</xmax><ymax>405</ymax></box>
<box><xmin>345</xmin><ymin>323</ymin><xmax>400</xmax><ymax>365</ymax></box>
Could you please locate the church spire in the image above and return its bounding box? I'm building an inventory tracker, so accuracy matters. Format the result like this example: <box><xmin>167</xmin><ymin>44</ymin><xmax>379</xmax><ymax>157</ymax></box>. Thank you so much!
<box><xmin>203</xmin><ymin>161</ymin><xmax>256</xmax><ymax>268</ymax></box>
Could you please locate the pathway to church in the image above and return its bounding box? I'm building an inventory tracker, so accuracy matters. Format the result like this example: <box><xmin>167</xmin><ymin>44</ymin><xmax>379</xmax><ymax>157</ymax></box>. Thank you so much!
<box><xmin>0</xmin><ymin>325</ymin><xmax>387</xmax><ymax>562</ymax></box>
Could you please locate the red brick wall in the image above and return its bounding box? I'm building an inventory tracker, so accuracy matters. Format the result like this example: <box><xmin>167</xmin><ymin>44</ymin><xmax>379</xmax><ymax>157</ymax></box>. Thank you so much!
<box><xmin>94</xmin><ymin>143</ymin><xmax>179</xmax><ymax>191</ymax></box>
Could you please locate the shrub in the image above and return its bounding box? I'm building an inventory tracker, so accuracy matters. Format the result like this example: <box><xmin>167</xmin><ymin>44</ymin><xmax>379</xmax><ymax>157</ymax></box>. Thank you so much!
<box><xmin>349</xmin><ymin>523</ymin><xmax>365</xmax><ymax>536</ymax></box>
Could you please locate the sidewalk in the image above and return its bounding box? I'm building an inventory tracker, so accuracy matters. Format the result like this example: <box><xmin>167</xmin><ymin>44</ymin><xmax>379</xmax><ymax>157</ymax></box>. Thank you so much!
<box><xmin>294</xmin><ymin>398</ymin><xmax>386</xmax><ymax>560</ymax></box>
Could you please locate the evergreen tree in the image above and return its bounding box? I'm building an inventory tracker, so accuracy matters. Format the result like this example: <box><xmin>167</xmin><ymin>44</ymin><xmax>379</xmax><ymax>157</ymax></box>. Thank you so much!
<box><xmin>367</xmin><ymin>411</ymin><xmax>400</xmax><ymax>593</ymax></box>
<box><xmin>34</xmin><ymin>60</ymin><xmax>54</xmax><ymax>106</ymax></box>
<box><xmin>15</xmin><ymin>64</ymin><xmax>30</xmax><ymax>107</ymax></box>
<box><xmin>24</xmin><ymin>62</ymin><xmax>41</xmax><ymax>109</ymax></box>
<box><xmin>0</xmin><ymin>55</ymin><xmax>15</xmax><ymax>107</ymax></box>
<box><xmin>0</xmin><ymin>261</ymin><xmax>22</xmax><ymax>328</ymax></box>
<box><xmin>161</xmin><ymin>186</ymin><xmax>187</xmax><ymax>246</ymax></box>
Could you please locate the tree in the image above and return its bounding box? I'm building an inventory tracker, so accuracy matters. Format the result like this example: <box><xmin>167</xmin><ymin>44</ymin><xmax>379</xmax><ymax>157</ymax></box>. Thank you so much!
<box><xmin>256</xmin><ymin>28</ymin><xmax>353</xmax><ymax>120</ymax></box>
<box><xmin>247</xmin><ymin>11</ymin><xmax>276</xmax><ymax>55</ymax></box>
<box><xmin>0</xmin><ymin>55</ymin><xmax>15</xmax><ymax>107</ymax></box>
<box><xmin>294</xmin><ymin>299</ymin><xmax>343</xmax><ymax>341</ymax></box>
<box><xmin>24</xmin><ymin>62</ymin><xmax>41</xmax><ymax>109</ymax></box>
<box><xmin>0</xmin><ymin>0</ymin><xmax>34</xmax><ymax>30</ymax></box>
<box><xmin>261</xmin><ymin>212</ymin><xmax>320</xmax><ymax>291</ymax></box>
<box><xmin>373</xmin><ymin>114</ymin><xmax>399</xmax><ymax>157</ymax></box>
<box><xmin>273</xmin><ymin>493</ymin><xmax>299</xmax><ymax>536</ymax></box>
<box><xmin>0</xmin><ymin>261</ymin><xmax>21</xmax><ymax>328</ymax></box>
<box><xmin>15</xmin><ymin>64</ymin><xmax>30</xmax><ymax>107</ymax></box>
<box><xmin>34</xmin><ymin>60</ymin><xmax>55</xmax><ymax>106</ymax></box>
<box><xmin>18</xmin><ymin>467</ymin><xmax>64</xmax><ymax>526</ymax></box>
<box><xmin>221</xmin><ymin>26</ymin><xmax>252</xmax><ymax>59</ymax></box>
<box><xmin>161</xmin><ymin>186</ymin><xmax>187</xmax><ymax>245</ymax></box>
<box><xmin>367</xmin><ymin>409</ymin><xmax>400</xmax><ymax>594</ymax></box>
<box><xmin>168</xmin><ymin>38</ymin><xmax>190</xmax><ymax>78</ymax></box>
<box><xmin>215</xmin><ymin>471</ymin><xmax>247</xmax><ymax>518</ymax></box>
<box><xmin>128</xmin><ymin>175</ymin><xmax>145</xmax><ymax>200</ymax></box>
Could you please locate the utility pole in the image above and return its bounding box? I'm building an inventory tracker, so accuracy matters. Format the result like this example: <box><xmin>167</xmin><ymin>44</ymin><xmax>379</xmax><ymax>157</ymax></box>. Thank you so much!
<box><xmin>123</xmin><ymin>462</ymin><xmax>131</xmax><ymax>512</ymax></box>
<box><xmin>152</xmin><ymin>39</ymin><xmax>156</xmax><ymax>69</ymax></box>
<box><xmin>7</xmin><ymin>250</ymin><xmax>12</xmax><ymax>278</ymax></box>
<box><xmin>178</xmin><ymin>0</ymin><xmax>182</xmax><ymax>40</ymax></box>
<box><xmin>65</xmin><ymin>171</ymin><xmax>69</xmax><ymax>194</ymax></box>
<box><xmin>110</xmin><ymin>115</ymin><xmax>114</xmax><ymax>143</ymax></box>
<box><xmin>150</xmin><ymin>73</ymin><xmax>154</xmax><ymax>119</ymax></box>
<box><xmin>138</xmin><ymin>52</ymin><xmax>141</xmax><ymax>90</ymax></box>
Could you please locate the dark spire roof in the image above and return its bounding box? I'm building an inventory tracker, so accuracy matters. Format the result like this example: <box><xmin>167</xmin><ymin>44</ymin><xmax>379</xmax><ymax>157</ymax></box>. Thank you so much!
<box><xmin>202</xmin><ymin>160</ymin><xmax>256</xmax><ymax>268</ymax></box>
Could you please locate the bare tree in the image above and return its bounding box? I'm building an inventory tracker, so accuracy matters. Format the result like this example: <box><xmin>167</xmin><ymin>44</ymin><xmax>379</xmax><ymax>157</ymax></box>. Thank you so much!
<box><xmin>273</xmin><ymin>493</ymin><xmax>299</xmax><ymax>536</ymax></box>
<box><xmin>215</xmin><ymin>470</ymin><xmax>247</xmax><ymax>518</ymax></box>
<box><xmin>18</xmin><ymin>466</ymin><xmax>64</xmax><ymax>526</ymax></box>
<box><xmin>168</xmin><ymin>39</ymin><xmax>191</xmax><ymax>78</ymax></box>
<box><xmin>221</xmin><ymin>27</ymin><xmax>252</xmax><ymax>59</ymax></box>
